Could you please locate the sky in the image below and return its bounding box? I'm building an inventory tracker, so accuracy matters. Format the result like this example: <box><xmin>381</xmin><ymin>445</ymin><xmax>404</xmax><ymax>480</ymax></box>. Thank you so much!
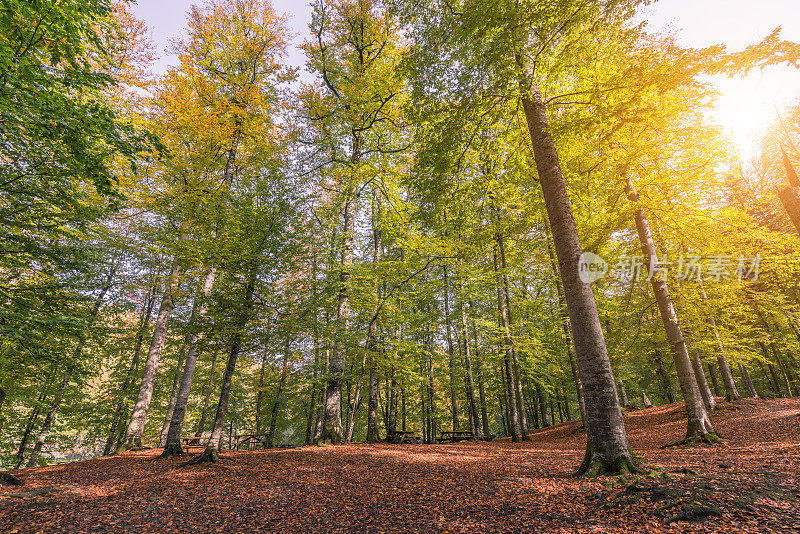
<box><xmin>130</xmin><ymin>0</ymin><xmax>800</xmax><ymax>162</ymax></box>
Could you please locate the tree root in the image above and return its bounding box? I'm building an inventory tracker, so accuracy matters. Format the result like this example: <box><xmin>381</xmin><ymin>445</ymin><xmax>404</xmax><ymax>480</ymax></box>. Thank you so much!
<box><xmin>575</xmin><ymin>453</ymin><xmax>640</xmax><ymax>478</ymax></box>
<box><xmin>661</xmin><ymin>432</ymin><xmax>723</xmax><ymax>449</ymax></box>
<box><xmin>154</xmin><ymin>442</ymin><xmax>185</xmax><ymax>460</ymax></box>
<box><xmin>180</xmin><ymin>447</ymin><xmax>219</xmax><ymax>467</ymax></box>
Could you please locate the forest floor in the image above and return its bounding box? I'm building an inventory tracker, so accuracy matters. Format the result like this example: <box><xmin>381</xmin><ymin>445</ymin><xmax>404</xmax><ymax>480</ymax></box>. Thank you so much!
<box><xmin>1</xmin><ymin>398</ymin><xmax>799</xmax><ymax>533</ymax></box>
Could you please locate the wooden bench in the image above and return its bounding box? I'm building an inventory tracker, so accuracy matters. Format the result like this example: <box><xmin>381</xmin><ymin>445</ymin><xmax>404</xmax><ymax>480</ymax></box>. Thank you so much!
<box><xmin>386</xmin><ymin>430</ymin><xmax>421</xmax><ymax>444</ymax></box>
<box><xmin>234</xmin><ymin>433</ymin><xmax>271</xmax><ymax>451</ymax></box>
<box><xmin>180</xmin><ymin>435</ymin><xmax>211</xmax><ymax>449</ymax></box>
<box><xmin>439</xmin><ymin>431</ymin><xmax>473</xmax><ymax>443</ymax></box>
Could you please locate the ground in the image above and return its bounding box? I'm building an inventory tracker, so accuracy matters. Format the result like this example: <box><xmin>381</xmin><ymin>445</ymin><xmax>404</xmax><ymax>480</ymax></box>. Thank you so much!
<box><xmin>1</xmin><ymin>398</ymin><xmax>799</xmax><ymax>533</ymax></box>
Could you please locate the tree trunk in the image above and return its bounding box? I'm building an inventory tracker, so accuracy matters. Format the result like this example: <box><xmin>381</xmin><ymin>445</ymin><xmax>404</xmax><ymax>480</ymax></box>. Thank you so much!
<box><xmin>457</xmin><ymin>280</ymin><xmax>482</xmax><ymax>439</ymax></box>
<box><xmin>187</xmin><ymin>263</ymin><xmax>258</xmax><ymax>465</ymax></box>
<box><xmin>322</xmin><ymin>188</ymin><xmax>357</xmax><ymax>443</ymax></box>
<box><xmin>690</xmin><ymin>352</ymin><xmax>716</xmax><ymax>411</ymax></box>
<box><xmin>159</xmin><ymin>344</ymin><xmax>187</xmax><ymax>448</ymax></box>
<box><xmin>443</xmin><ymin>264</ymin><xmax>460</xmax><ymax>432</ymax></box>
<box><xmin>29</xmin><ymin>266</ymin><xmax>115</xmax><ymax>465</ymax></box>
<box><xmin>707</xmin><ymin>363</ymin><xmax>721</xmax><ymax>398</ymax></box>
<box><xmin>15</xmin><ymin>389</ymin><xmax>46</xmax><ymax>469</ymax></box>
<box><xmin>518</xmin><ymin>67</ymin><xmax>633</xmax><ymax>473</ymax></box>
<box><xmin>655</xmin><ymin>352</ymin><xmax>676</xmax><ymax>403</ymax></box>
<box><xmin>26</xmin><ymin>371</ymin><xmax>71</xmax><ymax>468</ymax></box>
<box><xmin>767</xmin><ymin>361</ymin><xmax>783</xmax><ymax>396</ymax></box>
<box><xmin>700</xmin><ymin>282</ymin><xmax>741</xmax><ymax>401</ymax></box>
<box><xmin>536</xmin><ymin>383</ymin><xmax>551</xmax><ymax>427</ymax></box>
<box><xmin>496</xmin><ymin>231</ymin><xmax>530</xmax><ymax>439</ymax></box>
<box><xmin>346</xmin><ymin>349</ymin><xmax>368</xmax><ymax>443</ymax></box>
<box><xmin>256</xmin><ymin>350</ymin><xmax>268</xmax><ymax>435</ymax></box>
<box><xmin>366</xmin><ymin>199</ymin><xmax>383</xmax><ymax>443</ymax></box>
<box><xmin>195</xmin><ymin>349</ymin><xmax>218</xmax><ymax>437</ymax></box>
<box><xmin>493</xmin><ymin>248</ymin><xmax>521</xmax><ymax>442</ymax></box>
<box><xmin>626</xmin><ymin>177</ymin><xmax>717</xmax><ymax>443</ymax></box>
<box><xmin>161</xmin><ymin>265</ymin><xmax>219</xmax><ymax>457</ymax></box>
<box><xmin>618</xmin><ymin>380</ymin><xmax>629</xmax><ymax>408</ymax></box>
<box><xmin>122</xmin><ymin>261</ymin><xmax>181</xmax><ymax>450</ymax></box>
<box><xmin>268</xmin><ymin>339</ymin><xmax>290</xmax><ymax>448</ymax></box>
<box><xmin>104</xmin><ymin>282</ymin><xmax>157</xmax><ymax>456</ymax></box>
<box><xmin>642</xmin><ymin>391</ymin><xmax>653</xmax><ymax>408</ymax></box>
<box><xmin>740</xmin><ymin>364</ymin><xmax>758</xmax><ymax>398</ymax></box>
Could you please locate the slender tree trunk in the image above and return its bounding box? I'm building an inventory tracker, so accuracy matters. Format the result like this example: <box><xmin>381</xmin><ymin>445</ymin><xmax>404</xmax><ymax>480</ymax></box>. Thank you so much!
<box><xmin>161</xmin><ymin>265</ymin><xmax>219</xmax><ymax>456</ymax></box>
<box><xmin>305</xmin><ymin>336</ymin><xmax>320</xmax><ymax>445</ymax></box>
<box><xmin>537</xmin><ymin>383</ymin><xmax>551</xmax><ymax>427</ymax></box>
<box><xmin>700</xmin><ymin>282</ymin><xmax>741</xmax><ymax>401</ymax></box>
<box><xmin>366</xmin><ymin>199</ymin><xmax>383</xmax><ymax>443</ymax></box>
<box><xmin>322</xmin><ymin>188</ymin><xmax>357</xmax><ymax>443</ymax></box>
<box><xmin>457</xmin><ymin>280</ymin><xmax>482</xmax><ymax>439</ymax></box>
<box><xmin>493</xmin><ymin>248</ymin><xmax>521</xmax><ymax>442</ymax></box>
<box><xmin>690</xmin><ymin>352</ymin><xmax>716</xmax><ymax>410</ymax></box>
<box><xmin>195</xmin><ymin>349</ymin><xmax>218</xmax><ymax>436</ymax></box>
<box><xmin>256</xmin><ymin>350</ymin><xmax>268</xmax><ymax>435</ymax></box>
<box><xmin>386</xmin><ymin>365</ymin><xmax>397</xmax><ymax>434</ymax></box>
<box><xmin>29</xmin><ymin>267</ymin><xmax>115</xmax><ymax>465</ymax></box>
<box><xmin>104</xmin><ymin>283</ymin><xmax>157</xmax><ymax>456</ymax></box>
<box><xmin>268</xmin><ymin>339</ymin><xmax>290</xmax><ymax>448</ymax></box>
<box><xmin>626</xmin><ymin>177</ymin><xmax>717</xmax><ymax>442</ymax></box>
<box><xmin>346</xmin><ymin>349</ymin><xmax>368</xmax><ymax>443</ymax></box>
<box><xmin>443</xmin><ymin>264</ymin><xmax>460</xmax><ymax>432</ymax></box>
<box><xmin>518</xmin><ymin>67</ymin><xmax>633</xmax><ymax>473</ymax></box>
<box><xmin>26</xmin><ymin>371</ymin><xmax>71</xmax><ymax>468</ymax></box>
<box><xmin>739</xmin><ymin>364</ymin><xmax>758</xmax><ymax>398</ymax></box>
<box><xmin>426</xmin><ymin>335</ymin><xmax>436</xmax><ymax>443</ymax></box>
<box><xmin>470</xmin><ymin>318</ymin><xmax>491</xmax><ymax>439</ymax></box>
<box><xmin>618</xmin><ymin>380</ymin><xmax>629</xmax><ymax>408</ymax></box>
<box><xmin>655</xmin><ymin>352</ymin><xmax>676</xmax><ymax>403</ymax></box>
<box><xmin>188</xmin><ymin>262</ymin><xmax>258</xmax><ymax>465</ymax></box>
<box><xmin>496</xmin><ymin>231</ymin><xmax>530</xmax><ymax>439</ymax></box>
<box><xmin>707</xmin><ymin>363</ymin><xmax>721</xmax><ymax>398</ymax></box>
<box><xmin>122</xmin><ymin>261</ymin><xmax>181</xmax><ymax>450</ymax></box>
<box><xmin>15</xmin><ymin>389</ymin><xmax>46</xmax><ymax>469</ymax></box>
<box><xmin>159</xmin><ymin>345</ymin><xmax>187</xmax><ymax>448</ymax></box>
<box><xmin>767</xmin><ymin>361</ymin><xmax>783</xmax><ymax>396</ymax></box>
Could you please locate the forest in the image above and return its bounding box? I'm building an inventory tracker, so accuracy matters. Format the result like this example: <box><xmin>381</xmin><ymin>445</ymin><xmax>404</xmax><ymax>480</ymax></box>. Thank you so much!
<box><xmin>1</xmin><ymin>0</ymin><xmax>800</xmax><ymax>532</ymax></box>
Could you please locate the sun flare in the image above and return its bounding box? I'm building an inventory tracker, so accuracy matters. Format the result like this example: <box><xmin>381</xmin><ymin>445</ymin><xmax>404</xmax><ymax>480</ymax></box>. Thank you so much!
<box><xmin>709</xmin><ymin>68</ymin><xmax>800</xmax><ymax>164</ymax></box>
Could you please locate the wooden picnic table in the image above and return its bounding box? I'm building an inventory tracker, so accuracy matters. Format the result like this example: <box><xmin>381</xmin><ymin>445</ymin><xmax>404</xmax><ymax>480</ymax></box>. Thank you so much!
<box><xmin>234</xmin><ymin>432</ymin><xmax>271</xmax><ymax>451</ymax></box>
<box><xmin>438</xmin><ymin>431</ymin><xmax>473</xmax><ymax>443</ymax></box>
<box><xmin>386</xmin><ymin>429</ymin><xmax>421</xmax><ymax>444</ymax></box>
<box><xmin>180</xmin><ymin>435</ymin><xmax>211</xmax><ymax>449</ymax></box>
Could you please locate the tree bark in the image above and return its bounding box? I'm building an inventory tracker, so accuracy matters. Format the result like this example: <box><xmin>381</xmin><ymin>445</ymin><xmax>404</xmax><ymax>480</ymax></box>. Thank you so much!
<box><xmin>739</xmin><ymin>364</ymin><xmax>758</xmax><ymax>397</ymax></box>
<box><xmin>195</xmin><ymin>349</ymin><xmax>218</xmax><ymax>436</ymax></box>
<box><xmin>493</xmin><ymin>248</ymin><xmax>521</xmax><ymax>442</ymax></box>
<box><xmin>707</xmin><ymin>363</ymin><xmax>721</xmax><ymax>398</ymax></box>
<box><xmin>322</xmin><ymin>188</ymin><xmax>357</xmax><ymax>443</ymax></box>
<box><xmin>366</xmin><ymin>198</ymin><xmax>383</xmax><ymax>443</ymax></box>
<box><xmin>268</xmin><ymin>339</ymin><xmax>290</xmax><ymax>448</ymax></box>
<box><xmin>29</xmin><ymin>266</ymin><xmax>116</xmax><ymax>466</ymax></box>
<box><xmin>443</xmin><ymin>264</ymin><xmax>460</xmax><ymax>432</ymax></box>
<box><xmin>122</xmin><ymin>260</ymin><xmax>181</xmax><ymax>450</ymax></box>
<box><xmin>618</xmin><ymin>380</ymin><xmax>629</xmax><ymax>408</ymax></box>
<box><xmin>161</xmin><ymin>265</ymin><xmax>219</xmax><ymax>457</ymax></box>
<box><xmin>655</xmin><ymin>352</ymin><xmax>676</xmax><ymax>404</ymax></box>
<box><xmin>187</xmin><ymin>262</ymin><xmax>258</xmax><ymax>465</ymax></box>
<box><xmin>26</xmin><ymin>371</ymin><xmax>71</xmax><ymax>468</ymax></box>
<box><xmin>457</xmin><ymin>279</ymin><xmax>482</xmax><ymax>439</ymax></box>
<box><xmin>690</xmin><ymin>352</ymin><xmax>716</xmax><ymax>411</ymax></box>
<box><xmin>15</xmin><ymin>389</ymin><xmax>46</xmax><ymax>469</ymax></box>
<box><xmin>626</xmin><ymin>177</ymin><xmax>717</xmax><ymax>443</ymax></box>
<box><xmin>518</xmin><ymin>66</ymin><xmax>633</xmax><ymax>473</ymax></box>
<box><xmin>700</xmin><ymin>282</ymin><xmax>741</xmax><ymax>401</ymax></box>
<box><xmin>159</xmin><ymin>344</ymin><xmax>187</xmax><ymax>448</ymax></box>
<box><xmin>104</xmin><ymin>282</ymin><xmax>157</xmax><ymax>456</ymax></box>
